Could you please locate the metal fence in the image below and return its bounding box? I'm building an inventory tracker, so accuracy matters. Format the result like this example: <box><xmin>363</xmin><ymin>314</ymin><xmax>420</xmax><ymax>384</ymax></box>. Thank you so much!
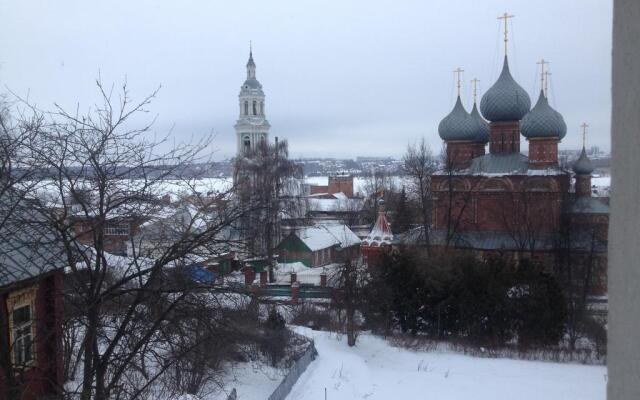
<box><xmin>267</xmin><ymin>341</ymin><xmax>318</xmax><ymax>400</ymax></box>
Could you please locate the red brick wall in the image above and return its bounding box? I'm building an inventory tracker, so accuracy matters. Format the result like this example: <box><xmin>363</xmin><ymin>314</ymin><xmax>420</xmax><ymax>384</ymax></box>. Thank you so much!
<box><xmin>432</xmin><ymin>174</ymin><xmax>569</xmax><ymax>233</ymax></box>
<box><xmin>528</xmin><ymin>138</ymin><xmax>559</xmax><ymax>167</ymax></box>
<box><xmin>489</xmin><ymin>121</ymin><xmax>521</xmax><ymax>154</ymax></box>
<box><xmin>471</xmin><ymin>143</ymin><xmax>486</xmax><ymax>158</ymax></box>
<box><xmin>575</xmin><ymin>175</ymin><xmax>592</xmax><ymax>197</ymax></box>
<box><xmin>446</xmin><ymin>141</ymin><xmax>475</xmax><ymax>169</ymax></box>
<box><xmin>328</xmin><ymin>176</ymin><xmax>354</xmax><ymax>198</ymax></box>
<box><xmin>309</xmin><ymin>185</ymin><xmax>329</xmax><ymax>195</ymax></box>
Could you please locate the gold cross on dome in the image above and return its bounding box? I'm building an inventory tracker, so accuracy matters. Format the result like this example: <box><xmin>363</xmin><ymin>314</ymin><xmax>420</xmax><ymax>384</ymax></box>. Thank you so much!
<box><xmin>453</xmin><ymin>67</ymin><xmax>464</xmax><ymax>97</ymax></box>
<box><xmin>537</xmin><ymin>59</ymin><xmax>550</xmax><ymax>92</ymax></box>
<box><xmin>498</xmin><ymin>12</ymin><xmax>515</xmax><ymax>55</ymax></box>
<box><xmin>543</xmin><ymin>71</ymin><xmax>552</xmax><ymax>97</ymax></box>
<box><xmin>471</xmin><ymin>78</ymin><xmax>480</xmax><ymax>103</ymax></box>
<box><xmin>581</xmin><ymin>122</ymin><xmax>589</xmax><ymax>148</ymax></box>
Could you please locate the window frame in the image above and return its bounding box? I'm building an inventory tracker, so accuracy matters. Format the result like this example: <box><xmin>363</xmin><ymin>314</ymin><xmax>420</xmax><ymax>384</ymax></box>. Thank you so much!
<box><xmin>7</xmin><ymin>286</ymin><xmax>38</xmax><ymax>369</ymax></box>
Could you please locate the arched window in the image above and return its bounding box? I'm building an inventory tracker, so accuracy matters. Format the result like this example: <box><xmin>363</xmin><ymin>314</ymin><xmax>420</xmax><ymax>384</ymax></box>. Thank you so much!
<box><xmin>244</xmin><ymin>101</ymin><xmax>248</xmax><ymax>115</ymax></box>
<box><xmin>243</xmin><ymin>136</ymin><xmax>250</xmax><ymax>154</ymax></box>
<box><xmin>260</xmin><ymin>101</ymin><xmax>264</xmax><ymax>115</ymax></box>
<box><xmin>252</xmin><ymin>101</ymin><xmax>257</xmax><ymax>115</ymax></box>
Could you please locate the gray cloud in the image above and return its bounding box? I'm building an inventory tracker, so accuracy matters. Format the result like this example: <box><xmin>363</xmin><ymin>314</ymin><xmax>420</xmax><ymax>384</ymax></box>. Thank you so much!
<box><xmin>0</xmin><ymin>0</ymin><xmax>612</xmax><ymax>159</ymax></box>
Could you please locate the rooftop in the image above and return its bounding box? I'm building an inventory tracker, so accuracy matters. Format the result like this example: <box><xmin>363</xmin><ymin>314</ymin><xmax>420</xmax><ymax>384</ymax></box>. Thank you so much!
<box><xmin>290</xmin><ymin>224</ymin><xmax>361</xmax><ymax>252</ymax></box>
<box><xmin>436</xmin><ymin>153</ymin><xmax>568</xmax><ymax>177</ymax></box>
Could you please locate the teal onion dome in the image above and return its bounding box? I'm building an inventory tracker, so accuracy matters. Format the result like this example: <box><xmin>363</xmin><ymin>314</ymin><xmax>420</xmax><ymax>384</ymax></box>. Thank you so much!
<box><xmin>480</xmin><ymin>57</ymin><xmax>531</xmax><ymax>122</ymax></box>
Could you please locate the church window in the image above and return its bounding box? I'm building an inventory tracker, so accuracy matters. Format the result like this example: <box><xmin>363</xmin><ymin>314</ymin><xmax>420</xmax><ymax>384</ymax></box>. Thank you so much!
<box><xmin>243</xmin><ymin>136</ymin><xmax>251</xmax><ymax>153</ymax></box>
<box><xmin>244</xmin><ymin>101</ymin><xmax>249</xmax><ymax>115</ymax></box>
<box><xmin>253</xmin><ymin>101</ymin><xmax>257</xmax><ymax>115</ymax></box>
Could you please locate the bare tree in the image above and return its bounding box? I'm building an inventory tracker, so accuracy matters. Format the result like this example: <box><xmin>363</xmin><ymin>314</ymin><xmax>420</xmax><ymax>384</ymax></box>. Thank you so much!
<box><xmin>435</xmin><ymin>147</ymin><xmax>480</xmax><ymax>248</ymax></box>
<box><xmin>14</xmin><ymin>80</ymin><xmax>258</xmax><ymax>400</ymax></box>
<box><xmin>403</xmin><ymin>139</ymin><xmax>437</xmax><ymax>250</ymax></box>
<box><xmin>234</xmin><ymin>139</ymin><xmax>302</xmax><ymax>282</ymax></box>
<box><xmin>498</xmin><ymin>190</ymin><xmax>550</xmax><ymax>258</ymax></box>
<box><xmin>332</xmin><ymin>257</ymin><xmax>366</xmax><ymax>347</ymax></box>
<box><xmin>553</xmin><ymin>195</ymin><xmax>608</xmax><ymax>351</ymax></box>
<box><xmin>360</xmin><ymin>167</ymin><xmax>395</xmax><ymax>221</ymax></box>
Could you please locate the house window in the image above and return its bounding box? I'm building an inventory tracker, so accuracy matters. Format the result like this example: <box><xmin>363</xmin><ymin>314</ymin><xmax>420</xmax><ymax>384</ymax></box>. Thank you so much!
<box><xmin>105</xmin><ymin>223</ymin><xmax>130</xmax><ymax>236</ymax></box>
<box><xmin>12</xmin><ymin>305</ymin><xmax>34</xmax><ymax>367</ymax></box>
<box><xmin>253</xmin><ymin>101</ymin><xmax>257</xmax><ymax>115</ymax></box>
<box><xmin>244</xmin><ymin>101</ymin><xmax>249</xmax><ymax>115</ymax></box>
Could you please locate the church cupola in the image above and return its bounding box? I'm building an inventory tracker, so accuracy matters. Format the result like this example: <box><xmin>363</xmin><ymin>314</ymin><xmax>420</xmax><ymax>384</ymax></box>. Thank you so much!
<box><xmin>438</xmin><ymin>96</ymin><xmax>476</xmax><ymax>142</ymax></box>
<box><xmin>573</xmin><ymin>123</ymin><xmax>594</xmax><ymax>197</ymax></box>
<box><xmin>470</xmin><ymin>78</ymin><xmax>489</xmax><ymax>158</ymax></box>
<box><xmin>480</xmin><ymin>13</ymin><xmax>531</xmax><ymax>154</ymax></box>
<box><xmin>234</xmin><ymin>44</ymin><xmax>270</xmax><ymax>157</ymax></box>
<box><xmin>361</xmin><ymin>198</ymin><xmax>394</xmax><ymax>266</ymax></box>
<box><xmin>480</xmin><ymin>57</ymin><xmax>531</xmax><ymax>123</ymax></box>
<box><xmin>521</xmin><ymin>60</ymin><xmax>567</xmax><ymax>167</ymax></box>
<box><xmin>438</xmin><ymin>68</ymin><xmax>476</xmax><ymax>169</ymax></box>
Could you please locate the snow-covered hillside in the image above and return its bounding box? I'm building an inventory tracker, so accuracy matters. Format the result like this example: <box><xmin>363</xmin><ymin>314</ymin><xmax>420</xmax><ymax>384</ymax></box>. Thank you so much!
<box><xmin>287</xmin><ymin>328</ymin><xmax>606</xmax><ymax>400</ymax></box>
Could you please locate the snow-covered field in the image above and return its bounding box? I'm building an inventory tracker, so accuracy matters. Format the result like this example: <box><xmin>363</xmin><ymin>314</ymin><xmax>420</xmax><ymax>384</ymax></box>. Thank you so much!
<box><xmin>287</xmin><ymin>328</ymin><xmax>606</xmax><ymax>400</ymax></box>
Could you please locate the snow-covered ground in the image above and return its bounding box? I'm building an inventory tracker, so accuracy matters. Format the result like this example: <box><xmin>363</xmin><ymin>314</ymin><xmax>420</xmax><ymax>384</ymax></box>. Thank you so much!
<box><xmin>208</xmin><ymin>361</ymin><xmax>284</xmax><ymax>400</ymax></box>
<box><xmin>287</xmin><ymin>328</ymin><xmax>606</xmax><ymax>400</ymax></box>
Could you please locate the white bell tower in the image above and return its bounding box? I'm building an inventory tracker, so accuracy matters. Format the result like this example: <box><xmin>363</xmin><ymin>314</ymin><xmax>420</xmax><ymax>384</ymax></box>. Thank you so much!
<box><xmin>234</xmin><ymin>45</ymin><xmax>270</xmax><ymax>156</ymax></box>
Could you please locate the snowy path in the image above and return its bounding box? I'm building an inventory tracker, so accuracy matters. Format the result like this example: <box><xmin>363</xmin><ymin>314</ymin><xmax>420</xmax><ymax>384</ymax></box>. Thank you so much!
<box><xmin>287</xmin><ymin>328</ymin><xmax>606</xmax><ymax>400</ymax></box>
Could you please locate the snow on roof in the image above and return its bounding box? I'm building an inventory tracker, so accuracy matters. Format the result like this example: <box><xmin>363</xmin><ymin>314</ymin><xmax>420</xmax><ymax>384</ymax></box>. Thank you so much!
<box><xmin>294</xmin><ymin>224</ymin><xmax>361</xmax><ymax>251</ymax></box>
<box><xmin>273</xmin><ymin>262</ymin><xmax>343</xmax><ymax>286</ymax></box>
<box><xmin>332</xmin><ymin>192</ymin><xmax>348</xmax><ymax>200</ymax></box>
<box><xmin>435</xmin><ymin>153</ymin><xmax>567</xmax><ymax>177</ymax></box>
<box><xmin>307</xmin><ymin>198</ymin><xmax>364</xmax><ymax>212</ymax></box>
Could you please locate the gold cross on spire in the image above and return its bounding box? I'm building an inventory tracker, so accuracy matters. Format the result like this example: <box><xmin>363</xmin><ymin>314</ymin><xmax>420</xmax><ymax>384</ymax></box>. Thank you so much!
<box><xmin>498</xmin><ymin>12</ymin><xmax>515</xmax><ymax>56</ymax></box>
<box><xmin>537</xmin><ymin>58</ymin><xmax>550</xmax><ymax>93</ymax></box>
<box><xmin>543</xmin><ymin>71</ymin><xmax>552</xmax><ymax>97</ymax></box>
<box><xmin>453</xmin><ymin>67</ymin><xmax>464</xmax><ymax>97</ymax></box>
<box><xmin>471</xmin><ymin>78</ymin><xmax>480</xmax><ymax>103</ymax></box>
<box><xmin>581</xmin><ymin>122</ymin><xmax>589</xmax><ymax>148</ymax></box>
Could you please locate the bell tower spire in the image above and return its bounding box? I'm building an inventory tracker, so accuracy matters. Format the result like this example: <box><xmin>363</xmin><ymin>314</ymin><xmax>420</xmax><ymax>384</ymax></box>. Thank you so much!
<box><xmin>246</xmin><ymin>41</ymin><xmax>256</xmax><ymax>79</ymax></box>
<box><xmin>235</xmin><ymin>44</ymin><xmax>270</xmax><ymax>157</ymax></box>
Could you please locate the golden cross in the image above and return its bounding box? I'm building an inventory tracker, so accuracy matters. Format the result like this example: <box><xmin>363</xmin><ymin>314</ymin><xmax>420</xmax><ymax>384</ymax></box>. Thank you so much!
<box><xmin>498</xmin><ymin>12</ymin><xmax>515</xmax><ymax>56</ymax></box>
<box><xmin>471</xmin><ymin>78</ymin><xmax>480</xmax><ymax>103</ymax></box>
<box><xmin>453</xmin><ymin>67</ymin><xmax>464</xmax><ymax>97</ymax></box>
<box><xmin>537</xmin><ymin>59</ymin><xmax>549</xmax><ymax>92</ymax></box>
<box><xmin>581</xmin><ymin>122</ymin><xmax>589</xmax><ymax>148</ymax></box>
<box><xmin>543</xmin><ymin>71</ymin><xmax>552</xmax><ymax>97</ymax></box>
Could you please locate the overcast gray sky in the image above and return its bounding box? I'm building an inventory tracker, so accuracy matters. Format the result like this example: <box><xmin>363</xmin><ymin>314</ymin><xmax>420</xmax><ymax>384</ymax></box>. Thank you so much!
<box><xmin>0</xmin><ymin>0</ymin><xmax>612</xmax><ymax>160</ymax></box>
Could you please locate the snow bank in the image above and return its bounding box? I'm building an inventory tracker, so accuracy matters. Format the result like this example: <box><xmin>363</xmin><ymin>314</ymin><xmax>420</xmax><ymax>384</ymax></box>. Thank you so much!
<box><xmin>287</xmin><ymin>327</ymin><xmax>606</xmax><ymax>400</ymax></box>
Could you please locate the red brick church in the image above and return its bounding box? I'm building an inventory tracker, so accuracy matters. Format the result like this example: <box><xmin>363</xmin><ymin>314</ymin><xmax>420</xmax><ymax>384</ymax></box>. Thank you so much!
<box><xmin>411</xmin><ymin>50</ymin><xmax>608</xmax><ymax>290</ymax></box>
